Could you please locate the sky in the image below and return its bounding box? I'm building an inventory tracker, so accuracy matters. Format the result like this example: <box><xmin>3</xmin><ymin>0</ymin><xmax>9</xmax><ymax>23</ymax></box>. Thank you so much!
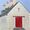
<box><xmin>19</xmin><ymin>0</ymin><xmax>30</xmax><ymax>12</ymax></box>
<box><xmin>0</xmin><ymin>0</ymin><xmax>30</xmax><ymax>14</ymax></box>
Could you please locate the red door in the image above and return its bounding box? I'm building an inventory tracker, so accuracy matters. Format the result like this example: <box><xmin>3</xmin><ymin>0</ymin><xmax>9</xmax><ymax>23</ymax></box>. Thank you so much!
<box><xmin>15</xmin><ymin>16</ymin><xmax>22</xmax><ymax>28</ymax></box>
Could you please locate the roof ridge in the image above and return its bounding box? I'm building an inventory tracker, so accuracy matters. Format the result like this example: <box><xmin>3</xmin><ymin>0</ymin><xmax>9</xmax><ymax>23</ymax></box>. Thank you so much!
<box><xmin>0</xmin><ymin>2</ymin><xmax>18</xmax><ymax>17</ymax></box>
<box><xmin>19</xmin><ymin>1</ymin><xmax>29</xmax><ymax>13</ymax></box>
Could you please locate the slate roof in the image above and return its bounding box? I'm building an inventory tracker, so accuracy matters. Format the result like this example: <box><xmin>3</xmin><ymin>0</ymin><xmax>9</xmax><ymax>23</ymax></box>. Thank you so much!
<box><xmin>0</xmin><ymin>1</ymin><xmax>29</xmax><ymax>17</ymax></box>
<box><xmin>0</xmin><ymin>2</ymin><xmax>18</xmax><ymax>17</ymax></box>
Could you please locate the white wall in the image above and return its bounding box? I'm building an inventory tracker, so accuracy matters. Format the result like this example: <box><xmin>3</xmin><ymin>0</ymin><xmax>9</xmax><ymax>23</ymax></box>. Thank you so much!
<box><xmin>7</xmin><ymin>2</ymin><xmax>29</xmax><ymax>30</ymax></box>
<box><xmin>0</xmin><ymin>16</ymin><xmax>9</xmax><ymax>30</ymax></box>
<box><xmin>26</xmin><ymin>14</ymin><xmax>30</xmax><ymax>30</ymax></box>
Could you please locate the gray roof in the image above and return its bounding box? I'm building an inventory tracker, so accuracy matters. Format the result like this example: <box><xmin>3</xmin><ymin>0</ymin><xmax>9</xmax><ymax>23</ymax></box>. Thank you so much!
<box><xmin>0</xmin><ymin>2</ymin><xmax>18</xmax><ymax>17</ymax></box>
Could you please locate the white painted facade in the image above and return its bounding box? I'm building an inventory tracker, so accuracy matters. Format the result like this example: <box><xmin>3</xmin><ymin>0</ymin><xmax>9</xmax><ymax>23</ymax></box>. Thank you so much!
<box><xmin>7</xmin><ymin>2</ymin><xmax>29</xmax><ymax>30</ymax></box>
<box><xmin>0</xmin><ymin>2</ymin><xmax>30</xmax><ymax>30</ymax></box>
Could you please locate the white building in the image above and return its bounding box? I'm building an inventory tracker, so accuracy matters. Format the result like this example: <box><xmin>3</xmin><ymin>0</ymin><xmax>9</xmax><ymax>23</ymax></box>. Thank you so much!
<box><xmin>0</xmin><ymin>2</ymin><xmax>30</xmax><ymax>30</ymax></box>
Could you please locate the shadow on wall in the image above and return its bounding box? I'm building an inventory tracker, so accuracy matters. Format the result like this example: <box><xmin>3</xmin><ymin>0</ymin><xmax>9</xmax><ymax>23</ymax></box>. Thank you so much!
<box><xmin>13</xmin><ymin>27</ymin><xmax>25</xmax><ymax>30</ymax></box>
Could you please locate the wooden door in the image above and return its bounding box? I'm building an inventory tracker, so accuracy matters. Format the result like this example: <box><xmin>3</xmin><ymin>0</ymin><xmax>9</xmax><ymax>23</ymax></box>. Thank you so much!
<box><xmin>15</xmin><ymin>16</ymin><xmax>22</xmax><ymax>28</ymax></box>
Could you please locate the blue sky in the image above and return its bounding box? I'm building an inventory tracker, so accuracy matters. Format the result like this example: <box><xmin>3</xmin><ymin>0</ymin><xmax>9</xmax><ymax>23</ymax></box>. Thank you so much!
<box><xmin>20</xmin><ymin>0</ymin><xmax>30</xmax><ymax>12</ymax></box>
<box><xmin>0</xmin><ymin>0</ymin><xmax>30</xmax><ymax>14</ymax></box>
